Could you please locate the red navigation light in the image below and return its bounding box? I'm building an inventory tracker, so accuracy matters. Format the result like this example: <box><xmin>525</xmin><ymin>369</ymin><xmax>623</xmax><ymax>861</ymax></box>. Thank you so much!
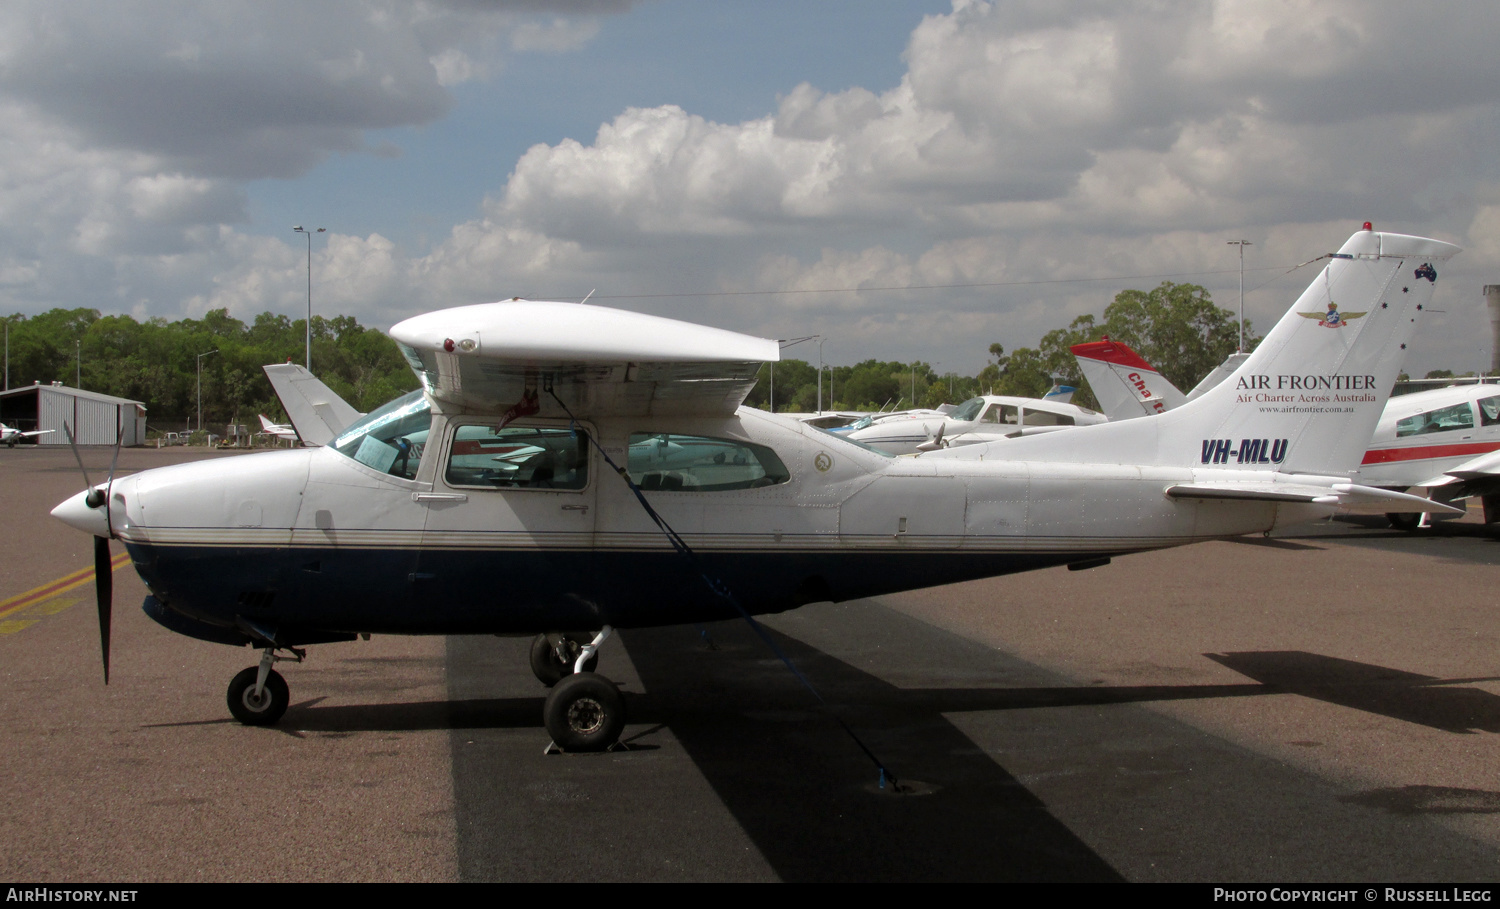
<box><xmin>443</xmin><ymin>338</ymin><xmax>455</xmax><ymax>352</ymax></box>
<box><xmin>1362</xmin><ymin>222</ymin><xmax>1373</xmax><ymax>231</ymax></box>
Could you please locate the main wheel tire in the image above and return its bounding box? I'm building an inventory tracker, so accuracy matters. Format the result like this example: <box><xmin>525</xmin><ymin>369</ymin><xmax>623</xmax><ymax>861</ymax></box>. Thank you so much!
<box><xmin>528</xmin><ymin>633</ymin><xmax>598</xmax><ymax>687</ymax></box>
<box><xmin>1387</xmin><ymin>512</ymin><xmax>1421</xmax><ymax>531</ymax></box>
<box><xmin>543</xmin><ymin>672</ymin><xmax>625</xmax><ymax>752</ymax></box>
<box><xmin>226</xmin><ymin>666</ymin><xmax>290</xmax><ymax>726</ymax></box>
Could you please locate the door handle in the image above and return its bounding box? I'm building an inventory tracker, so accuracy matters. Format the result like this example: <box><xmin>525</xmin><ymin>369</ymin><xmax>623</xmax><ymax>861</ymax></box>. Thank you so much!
<box><xmin>561</xmin><ymin>504</ymin><xmax>589</xmax><ymax>513</ymax></box>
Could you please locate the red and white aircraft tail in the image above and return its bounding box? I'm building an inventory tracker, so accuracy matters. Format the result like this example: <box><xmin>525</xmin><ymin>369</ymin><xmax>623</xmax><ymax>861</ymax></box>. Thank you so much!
<box><xmin>1070</xmin><ymin>338</ymin><xmax>1185</xmax><ymax>420</ymax></box>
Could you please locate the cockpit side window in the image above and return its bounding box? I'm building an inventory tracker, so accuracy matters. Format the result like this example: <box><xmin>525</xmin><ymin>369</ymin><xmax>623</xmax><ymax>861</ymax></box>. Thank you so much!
<box><xmin>330</xmin><ymin>389</ymin><xmax>432</xmax><ymax>480</ymax></box>
<box><xmin>1396</xmin><ymin>401</ymin><xmax>1475</xmax><ymax>437</ymax></box>
<box><xmin>627</xmin><ymin>433</ymin><xmax>790</xmax><ymax>491</ymax></box>
<box><xmin>445</xmin><ymin>425</ymin><xmax>588</xmax><ymax>490</ymax></box>
<box><xmin>980</xmin><ymin>404</ymin><xmax>1019</xmax><ymax>424</ymax></box>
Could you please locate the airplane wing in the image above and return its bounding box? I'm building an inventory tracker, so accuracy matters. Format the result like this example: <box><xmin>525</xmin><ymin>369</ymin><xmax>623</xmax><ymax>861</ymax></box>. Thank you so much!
<box><xmin>1165</xmin><ymin>481</ymin><xmax>1465</xmax><ymax>514</ymax></box>
<box><xmin>389</xmin><ymin>300</ymin><xmax>779</xmax><ymax>417</ymax></box>
<box><xmin>21</xmin><ymin>429</ymin><xmax>53</xmax><ymax>438</ymax></box>
<box><xmin>262</xmin><ymin>364</ymin><xmax>365</xmax><ymax>447</ymax></box>
<box><xmin>1070</xmin><ymin>338</ymin><xmax>1186</xmax><ymax>420</ymax></box>
<box><xmin>1408</xmin><ymin>448</ymin><xmax>1500</xmax><ymax>501</ymax></box>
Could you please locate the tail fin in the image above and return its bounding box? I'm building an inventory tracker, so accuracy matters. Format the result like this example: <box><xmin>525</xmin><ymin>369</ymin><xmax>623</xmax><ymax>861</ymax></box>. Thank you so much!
<box><xmin>1042</xmin><ymin>380</ymin><xmax>1076</xmax><ymax>404</ymax></box>
<box><xmin>262</xmin><ymin>363</ymin><xmax>364</xmax><ymax>447</ymax></box>
<box><xmin>950</xmin><ymin>227</ymin><xmax>1461</xmax><ymax>476</ymax></box>
<box><xmin>1185</xmin><ymin>351</ymin><xmax>1250</xmax><ymax>402</ymax></box>
<box><xmin>1071</xmin><ymin>338</ymin><xmax>1186</xmax><ymax>420</ymax></box>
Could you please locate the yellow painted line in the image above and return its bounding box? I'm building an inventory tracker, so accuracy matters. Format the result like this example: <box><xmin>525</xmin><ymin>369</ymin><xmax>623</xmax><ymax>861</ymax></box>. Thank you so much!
<box><xmin>28</xmin><ymin>597</ymin><xmax>80</xmax><ymax>617</ymax></box>
<box><xmin>0</xmin><ymin>619</ymin><xmax>39</xmax><ymax>635</ymax></box>
<box><xmin>0</xmin><ymin>552</ymin><xmax>131</xmax><ymax>621</ymax></box>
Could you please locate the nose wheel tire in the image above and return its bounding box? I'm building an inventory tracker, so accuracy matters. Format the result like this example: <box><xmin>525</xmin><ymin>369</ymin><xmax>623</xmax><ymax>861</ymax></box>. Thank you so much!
<box><xmin>227</xmin><ymin>666</ymin><xmax>290</xmax><ymax>726</ymax></box>
<box><xmin>543</xmin><ymin>672</ymin><xmax>625</xmax><ymax>752</ymax></box>
<box><xmin>529</xmin><ymin>632</ymin><xmax>598</xmax><ymax>686</ymax></box>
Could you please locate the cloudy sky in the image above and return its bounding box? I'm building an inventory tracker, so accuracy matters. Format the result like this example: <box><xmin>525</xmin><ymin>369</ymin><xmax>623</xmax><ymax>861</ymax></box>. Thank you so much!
<box><xmin>3</xmin><ymin>0</ymin><xmax>1499</xmax><ymax>376</ymax></box>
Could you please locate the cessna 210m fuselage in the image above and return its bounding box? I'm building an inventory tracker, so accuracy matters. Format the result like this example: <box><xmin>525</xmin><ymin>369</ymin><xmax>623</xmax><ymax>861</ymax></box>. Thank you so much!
<box><xmin>51</xmin><ymin>226</ymin><xmax>1461</xmax><ymax>750</ymax></box>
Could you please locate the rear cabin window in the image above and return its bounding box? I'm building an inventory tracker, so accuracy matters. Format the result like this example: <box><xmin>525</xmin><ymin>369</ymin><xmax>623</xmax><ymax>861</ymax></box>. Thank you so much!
<box><xmin>1478</xmin><ymin>395</ymin><xmax>1500</xmax><ymax>426</ymax></box>
<box><xmin>1020</xmin><ymin>408</ymin><xmax>1075</xmax><ymax>427</ymax></box>
<box><xmin>1396</xmin><ymin>401</ymin><xmax>1475</xmax><ymax>437</ymax></box>
<box><xmin>627</xmin><ymin>433</ymin><xmax>790</xmax><ymax>492</ymax></box>
<box><xmin>445</xmin><ymin>425</ymin><xmax>588</xmax><ymax>490</ymax></box>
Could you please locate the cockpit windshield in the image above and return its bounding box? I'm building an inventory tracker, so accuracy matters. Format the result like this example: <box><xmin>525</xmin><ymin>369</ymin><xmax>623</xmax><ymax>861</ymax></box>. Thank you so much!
<box><xmin>949</xmin><ymin>397</ymin><xmax>985</xmax><ymax>422</ymax></box>
<box><xmin>330</xmin><ymin>389</ymin><xmax>433</xmax><ymax>480</ymax></box>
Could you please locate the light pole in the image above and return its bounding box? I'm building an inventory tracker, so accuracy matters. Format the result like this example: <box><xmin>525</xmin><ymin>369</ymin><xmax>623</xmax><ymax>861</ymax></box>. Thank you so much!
<box><xmin>1227</xmin><ymin>239</ymin><xmax>1251</xmax><ymax>352</ymax></box>
<box><xmin>774</xmin><ymin>336</ymin><xmax>817</xmax><ymax>413</ymax></box>
<box><xmin>75</xmin><ymin>339</ymin><xmax>80</xmax><ymax>389</ymax></box>
<box><xmin>294</xmin><ymin>225</ymin><xmax>325</xmax><ymax>370</ymax></box>
<box><xmin>197</xmin><ymin>349</ymin><xmax>218</xmax><ymax>436</ymax></box>
<box><xmin>817</xmin><ymin>338</ymin><xmax>829</xmax><ymax>414</ymax></box>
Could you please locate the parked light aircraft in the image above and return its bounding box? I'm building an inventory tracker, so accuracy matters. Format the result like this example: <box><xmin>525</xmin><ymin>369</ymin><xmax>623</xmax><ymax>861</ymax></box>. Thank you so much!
<box><xmin>1073</xmin><ymin>334</ymin><xmax>1500</xmax><ymax>528</ymax></box>
<box><xmin>51</xmin><ymin>227</ymin><xmax>1460</xmax><ymax>752</ymax></box>
<box><xmin>257</xmin><ymin>415</ymin><xmax>299</xmax><ymax>443</ymax></box>
<box><xmin>847</xmin><ymin>395</ymin><xmax>1106</xmax><ymax>454</ymax></box>
<box><xmin>1</xmin><ymin>423</ymin><xmax>51</xmax><ymax>447</ymax></box>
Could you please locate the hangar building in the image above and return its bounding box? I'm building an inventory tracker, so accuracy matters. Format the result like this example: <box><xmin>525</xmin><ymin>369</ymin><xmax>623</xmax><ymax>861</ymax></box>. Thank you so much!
<box><xmin>0</xmin><ymin>383</ymin><xmax>147</xmax><ymax>446</ymax></box>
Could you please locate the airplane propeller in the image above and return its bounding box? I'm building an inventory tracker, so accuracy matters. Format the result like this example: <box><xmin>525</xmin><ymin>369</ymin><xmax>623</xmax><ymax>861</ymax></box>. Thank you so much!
<box><xmin>915</xmin><ymin>423</ymin><xmax>947</xmax><ymax>452</ymax></box>
<box><xmin>62</xmin><ymin>422</ymin><xmax>123</xmax><ymax>684</ymax></box>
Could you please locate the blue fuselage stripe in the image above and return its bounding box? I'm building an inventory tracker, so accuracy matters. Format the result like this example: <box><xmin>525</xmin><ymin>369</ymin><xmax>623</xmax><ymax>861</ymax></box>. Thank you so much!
<box><xmin>126</xmin><ymin>541</ymin><xmax>1128</xmax><ymax>643</ymax></box>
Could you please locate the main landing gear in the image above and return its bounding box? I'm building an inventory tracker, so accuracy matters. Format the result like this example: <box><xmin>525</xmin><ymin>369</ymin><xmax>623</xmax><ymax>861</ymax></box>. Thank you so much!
<box><xmin>531</xmin><ymin>627</ymin><xmax>625</xmax><ymax>752</ymax></box>
<box><xmin>226</xmin><ymin>646</ymin><xmax>302</xmax><ymax>726</ymax></box>
<box><xmin>528</xmin><ymin>632</ymin><xmax>599</xmax><ymax>686</ymax></box>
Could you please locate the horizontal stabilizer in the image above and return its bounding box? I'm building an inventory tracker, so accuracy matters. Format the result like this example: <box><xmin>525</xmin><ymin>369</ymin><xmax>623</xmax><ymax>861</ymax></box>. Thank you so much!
<box><xmin>1166</xmin><ymin>481</ymin><xmax>1465</xmax><ymax>514</ymax></box>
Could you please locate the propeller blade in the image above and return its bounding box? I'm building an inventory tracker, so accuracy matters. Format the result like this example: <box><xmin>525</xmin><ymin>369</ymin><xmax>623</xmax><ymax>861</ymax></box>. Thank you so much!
<box><xmin>103</xmin><ymin>423</ymin><xmax>123</xmax><ymax>538</ymax></box>
<box><xmin>94</xmin><ymin>536</ymin><xmax>112</xmax><ymax>685</ymax></box>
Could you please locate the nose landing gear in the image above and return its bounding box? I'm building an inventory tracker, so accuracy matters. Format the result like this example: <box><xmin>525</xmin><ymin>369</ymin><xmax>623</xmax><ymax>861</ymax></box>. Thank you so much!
<box><xmin>226</xmin><ymin>646</ymin><xmax>302</xmax><ymax>726</ymax></box>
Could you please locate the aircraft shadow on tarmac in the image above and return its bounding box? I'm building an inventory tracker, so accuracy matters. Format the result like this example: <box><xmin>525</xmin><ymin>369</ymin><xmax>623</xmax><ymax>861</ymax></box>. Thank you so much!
<box><xmin>1206</xmin><ymin>651</ymin><xmax>1500</xmax><ymax>734</ymax></box>
<box><xmin>209</xmin><ymin>623</ymin><xmax>1500</xmax><ymax>880</ymax></box>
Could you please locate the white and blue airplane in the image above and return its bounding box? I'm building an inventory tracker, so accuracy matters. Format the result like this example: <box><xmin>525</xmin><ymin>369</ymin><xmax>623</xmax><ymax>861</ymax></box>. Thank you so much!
<box><xmin>51</xmin><ymin>226</ymin><xmax>1459</xmax><ymax>751</ymax></box>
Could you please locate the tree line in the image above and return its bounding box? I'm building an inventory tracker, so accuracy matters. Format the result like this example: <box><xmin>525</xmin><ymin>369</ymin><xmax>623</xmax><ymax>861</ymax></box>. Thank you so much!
<box><xmin>2</xmin><ymin>308</ymin><xmax>416</xmax><ymax>428</ymax></box>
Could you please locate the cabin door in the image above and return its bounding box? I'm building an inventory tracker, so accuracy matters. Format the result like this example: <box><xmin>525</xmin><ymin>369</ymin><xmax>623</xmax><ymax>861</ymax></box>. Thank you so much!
<box><xmin>412</xmin><ymin>420</ymin><xmax>598</xmax><ymax>632</ymax></box>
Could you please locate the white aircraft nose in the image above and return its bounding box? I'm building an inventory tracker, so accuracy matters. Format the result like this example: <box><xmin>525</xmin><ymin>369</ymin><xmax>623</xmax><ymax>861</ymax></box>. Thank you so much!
<box><xmin>51</xmin><ymin>488</ymin><xmax>110</xmax><ymax>538</ymax></box>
